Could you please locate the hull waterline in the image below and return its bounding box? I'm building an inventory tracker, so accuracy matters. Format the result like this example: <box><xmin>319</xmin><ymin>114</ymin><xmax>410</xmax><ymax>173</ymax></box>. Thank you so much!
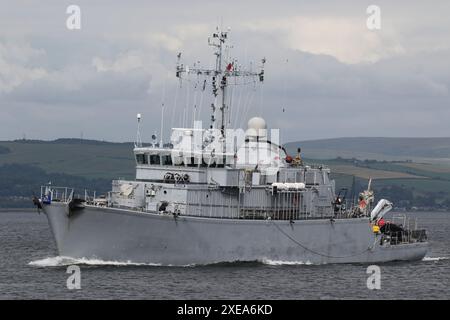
<box><xmin>43</xmin><ymin>203</ymin><xmax>428</xmax><ymax>266</ymax></box>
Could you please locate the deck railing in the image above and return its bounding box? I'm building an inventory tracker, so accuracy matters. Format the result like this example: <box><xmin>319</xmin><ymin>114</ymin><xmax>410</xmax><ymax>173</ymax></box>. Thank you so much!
<box><xmin>39</xmin><ymin>185</ymin><xmax>362</xmax><ymax>221</ymax></box>
<box><xmin>378</xmin><ymin>213</ymin><xmax>427</xmax><ymax>244</ymax></box>
<box><xmin>40</xmin><ymin>186</ymin><xmax>74</xmax><ymax>203</ymax></box>
<box><xmin>184</xmin><ymin>189</ymin><xmax>342</xmax><ymax>220</ymax></box>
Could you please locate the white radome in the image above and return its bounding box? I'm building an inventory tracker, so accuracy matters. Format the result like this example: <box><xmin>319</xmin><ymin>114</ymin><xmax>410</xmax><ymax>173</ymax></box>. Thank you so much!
<box><xmin>247</xmin><ymin>117</ymin><xmax>267</xmax><ymax>138</ymax></box>
<box><xmin>247</xmin><ymin>117</ymin><xmax>266</xmax><ymax>130</ymax></box>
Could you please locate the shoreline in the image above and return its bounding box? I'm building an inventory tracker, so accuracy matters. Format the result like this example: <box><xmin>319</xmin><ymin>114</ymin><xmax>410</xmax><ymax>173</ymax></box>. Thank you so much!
<box><xmin>0</xmin><ymin>208</ymin><xmax>448</xmax><ymax>213</ymax></box>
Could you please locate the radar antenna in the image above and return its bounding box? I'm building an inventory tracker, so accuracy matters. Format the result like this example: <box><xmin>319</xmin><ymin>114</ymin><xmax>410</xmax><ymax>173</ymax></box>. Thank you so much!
<box><xmin>175</xmin><ymin>27</ymin><xmax>265</xmax><ymax>141</ymax></box>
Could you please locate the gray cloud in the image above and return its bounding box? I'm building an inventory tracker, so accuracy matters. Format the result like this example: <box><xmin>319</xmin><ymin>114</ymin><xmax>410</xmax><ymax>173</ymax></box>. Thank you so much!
<box><xmin>0</xmin><ymin>0</ymin><xmax>449</xmax><ymax>142</ymax></box>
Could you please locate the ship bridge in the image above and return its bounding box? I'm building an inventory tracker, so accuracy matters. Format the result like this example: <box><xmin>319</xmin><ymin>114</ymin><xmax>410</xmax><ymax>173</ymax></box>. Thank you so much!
<box><xmin>133</xmin><ymin>116</ymin><xmax>289</xmax><ymax>184</ymax></box>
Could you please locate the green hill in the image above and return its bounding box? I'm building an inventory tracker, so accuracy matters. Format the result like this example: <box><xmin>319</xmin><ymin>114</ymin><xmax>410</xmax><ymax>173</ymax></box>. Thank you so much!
<box><xmin>0</xmin><ymin>139</ymin><xmax>136</xmax><ymax>180</ymax></box>
<box><xmin>285</xmin><ymin>137</ymin><xmax>450</xmax><ymax>161</ymax></box>
<box><xmin>305</xmin><ymin>157</ymin><xmax>450</xmax><ymax>209</ymax></box>
<box><xmin>1</xmin><ymin>137</ymin><xmax>450</xmax><ymax>209</ymax></box>
<box><xmin>0</xmin><ymin>139</ymin><xmax>137</xmax><ymax>208</ymax></box>
<box><xmin>285</xmin><ymin>137</ymin><xmax>450</xmax><ymax>210</ymax></box>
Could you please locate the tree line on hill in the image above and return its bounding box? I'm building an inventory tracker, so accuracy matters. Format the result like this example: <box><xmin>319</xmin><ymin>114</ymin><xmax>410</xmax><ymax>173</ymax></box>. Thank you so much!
<box><xmin>0</xmin><ymin>164</ymin><xmax>110</xmax><ymax>208</ymax></box>
<box><xmin>1</xmin><ymin>163</ymin><xmax>449</xmax><ymax>210</ymax></box>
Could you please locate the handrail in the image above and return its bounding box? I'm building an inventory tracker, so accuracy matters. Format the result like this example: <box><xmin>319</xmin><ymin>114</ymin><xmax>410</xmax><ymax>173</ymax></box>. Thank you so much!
<box><xmin>40</xmin><ymin>186</ymin><xmax>74</xmax><ymax>203</ymax></box>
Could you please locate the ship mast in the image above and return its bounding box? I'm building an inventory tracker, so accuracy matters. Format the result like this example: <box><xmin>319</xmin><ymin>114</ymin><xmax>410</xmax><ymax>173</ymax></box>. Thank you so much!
<box><xmin>176</xmin><ymin>27</ymin><xmax>265</xmax><ymax>139</ymax></box>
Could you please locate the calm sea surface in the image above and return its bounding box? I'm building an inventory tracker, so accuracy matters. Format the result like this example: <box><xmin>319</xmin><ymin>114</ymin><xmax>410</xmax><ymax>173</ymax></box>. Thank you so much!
<box><xmin>0</xmin><ymin>210</ymin><xmax>448</xmax><ymax>299</ymax></box>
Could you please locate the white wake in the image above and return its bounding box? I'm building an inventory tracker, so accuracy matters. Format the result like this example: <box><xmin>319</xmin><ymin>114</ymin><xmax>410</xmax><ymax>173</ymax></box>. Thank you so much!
<box><xmin>261</xmin><ymin>259</ymin><xmax>314</xmax><ymax>266</ymax></box>
<box><xmin>422</xmin><ymin>256</ymin><xmax>449</xmax><ymax>262</ymax></box>
<box><xmin>28</xmin><ymin>256</ymin><xmax>162</xmax><ymax>267</ymax></box>
<box><xmin>29</xmin><ymin>256</ymin><xmax>446</xmax><ymax>267</ymax></box>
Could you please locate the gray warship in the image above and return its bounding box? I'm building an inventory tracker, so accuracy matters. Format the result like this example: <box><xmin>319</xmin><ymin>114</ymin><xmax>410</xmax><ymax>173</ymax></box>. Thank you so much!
<box><xmin>34</xmin><ymin>29</ymin><xmax>428</xmax><ymax>265</ymax></box>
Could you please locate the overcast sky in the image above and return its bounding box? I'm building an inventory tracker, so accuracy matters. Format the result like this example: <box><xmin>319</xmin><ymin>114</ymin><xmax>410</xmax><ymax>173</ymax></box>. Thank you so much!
<box><xmin>1</xmin><ymin>0</ymin><xmax>449</xmax><ymax>143</ymax></box>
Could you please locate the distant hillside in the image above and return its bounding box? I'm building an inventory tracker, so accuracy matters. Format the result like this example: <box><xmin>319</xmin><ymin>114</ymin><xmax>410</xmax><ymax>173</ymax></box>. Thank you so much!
<box><xmin>0</xmin><ymin>163</ymin><xmax>111</xmax><ymax>208</ymax></box>
<box><xmin>1</xmin><ymin>137</ymin><xmax>450</xmax><ymax>209</ymax></box>
<box><xmin>0</xmin><ymin>138</ymin><xmax>134</xmax><ymax>207</ymax></box>
<box><xmin>285</xmin><ymin>137</ymin><xmax>450</xmax><ymax>161</ymax></box>
<box><xmin>0</xmin><ymin>139</ymin><xmax>136</xmax><ymax>180</ymax></box>
<box><xmin>12</xmin><ymin>138</ymin><xmax>131</xmax><ymax>146</ymax></box>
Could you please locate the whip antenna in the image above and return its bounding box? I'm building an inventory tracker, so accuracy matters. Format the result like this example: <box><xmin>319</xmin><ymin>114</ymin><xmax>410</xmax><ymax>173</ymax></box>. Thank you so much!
<box><xmin>135</xmin><ymin>113</ymin><xmax>142</xmax><ymax>147</ymax></box>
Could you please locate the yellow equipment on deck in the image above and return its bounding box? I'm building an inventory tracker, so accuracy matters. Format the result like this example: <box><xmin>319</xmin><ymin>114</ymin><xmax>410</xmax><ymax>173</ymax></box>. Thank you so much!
<box><xmin>372</xmin><ymin>225</ymin><xmax>380</xmax><ymax>234</ymax></box>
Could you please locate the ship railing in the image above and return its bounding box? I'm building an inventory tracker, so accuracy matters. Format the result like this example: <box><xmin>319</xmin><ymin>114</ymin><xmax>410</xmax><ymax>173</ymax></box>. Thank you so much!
<box><xmin>184</xmin><ymin>189</ymin><xmax>344</xmax><ymax>221</ymax></box>
<box><xmin>391</xmin><ymin>213</ymin><xmax>420</xmax><ymax>231</ymax></box>
<box><xmin>383</xmin><ymin>230</ymin><xmax>423</xmax><ymax>245</ymax></box>
<box><xmin>40</xmin><ymin>186</ymin><xmax>74</xmax><ymax>203</ymax></box>
<box><xmin>270</xmin><ymin>190</ymin><xmax>308</xmax><ymax>220</ymax></box>
<box><xmin>81</xmin><ymin>189</ymin><xmax>110</xmax><ymax>207</ymax></box>
<box><xmin>185</xmin><ymin>190</ymin><xmax>240</xmax><ymax>219</ymax></box>
<box><xmin>82</xmin><ymin>189</ymin><xmax>97</xmax><ymax>203</ymax></box>
<box><xmin>305</xmin><ymin>164</ymin><xmax>329</xmax><ymax>170</ymax></box>
<box><xmin>40</xmin><ymin>185</ymin><xmax>112</xmax><ymax>207</ymax></box>
<box><xmin>380</xmin><ymin>214</ymin><xmax>426</xmax><ymax>245</ymax></box>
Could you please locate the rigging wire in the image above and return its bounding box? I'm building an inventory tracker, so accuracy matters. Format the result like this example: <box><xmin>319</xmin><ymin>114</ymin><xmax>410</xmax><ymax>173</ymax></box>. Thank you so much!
<box><xmin>191</xmin><ymin>74</ymin><xmax>199</xmax><ymax>127</ymax></box>
<box><xmin>197</xmin><ymin>78</ymin><xmax>206</xmax><ymax>124</ymax></box>
<box><xmin>160</xmin><ymin>74</ymin><xmax>167</xmax><ymax>146</ymax></box>
<box><xmin>258</xmin><ymin>79</ymin><xmax>264</xmax><ymax>117</ymax></box>
<box><xmin>182</xmin><ymin>80</ymin><xmax>190</xmax><ymax>128</ymax></box>
<box><xmin>198</xmin><ymin>54</ymin><xmax>215</xmax><ymax>126</ymax></box>
<box><xmin>277</xmin><ymin>58</ymin><xmax>289</xmax><ymax>147</ymax></box>
<box><xmin>282</xmin><ymin>58</ymin><xmax>288</xmax><ymax>114</ymax></box>
<box><xmin>170</xmin><ymin>75</ymin><xmax>180</xmax><ymax>132</ymax></box>
<box><xmin>239</xmin><ymin>86</ymin><xmax>250</xmax><ymax>129</ymax></box>
<box><xmin>270</xmin><ymin>220</ymin><xmax>377</xmax><ymax>259</ymax></box>
<box><xmin>227</xmin><ymin>77</ymin><xmax>236</xmax><ymax>127</ymax></box>
<box><xmin>231</xmin><ymin>80</ymin><xmax>243</xmax><ymax>129</ymax></box>
<box><xmin>240</xmin><ymin>84</ymin><xmax>256</xmax><ymax>129</ymax></box>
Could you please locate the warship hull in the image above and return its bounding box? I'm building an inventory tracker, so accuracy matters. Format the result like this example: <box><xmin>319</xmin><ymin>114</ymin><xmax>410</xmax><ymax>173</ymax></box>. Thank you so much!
<box><xmin>43</xmin><ymin>202</ymin><xmax>428</xmax><ymax>265</ymax></box>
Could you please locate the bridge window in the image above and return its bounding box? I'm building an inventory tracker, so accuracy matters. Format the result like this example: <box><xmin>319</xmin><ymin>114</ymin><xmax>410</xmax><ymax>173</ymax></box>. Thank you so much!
<box><xmin>150</xmin><ymin>155</ymin><xmax>161</xmax><ymax>165</ymax></box>
<box><xmin>187</xmin><ymin>157</ymin><xmax>198</xmax><ymax>167</ymax></box>
<box><xmin>161</xmin><ymin>155</ymin><xmax>172</xmax><ymax>165</ymax></box>
<box><xmin>136</xmin><ymin>154</ymin><xmax>148</xmax><ymax>164</ymax></box>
